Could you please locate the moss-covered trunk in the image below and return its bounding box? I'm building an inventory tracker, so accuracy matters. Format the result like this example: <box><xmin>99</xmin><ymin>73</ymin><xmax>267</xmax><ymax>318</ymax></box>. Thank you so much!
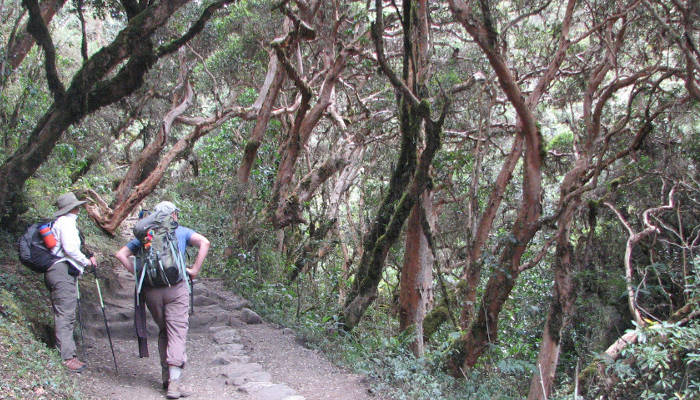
<box><xmin>342</xmin><ymin>0</ymin><xmax>446</xmax><ymax>331</ymax></box>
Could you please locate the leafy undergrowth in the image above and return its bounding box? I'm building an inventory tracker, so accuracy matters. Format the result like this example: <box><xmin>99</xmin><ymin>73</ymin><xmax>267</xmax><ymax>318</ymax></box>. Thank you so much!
<box><xmin>0</xmin><ymin>244</ymin><xmax>78</xmax><ymax>400</ymax></box>
<box><xmin>571</xmin><ymin>267</ymin><xmax>700</xmax><ymax>400</ymax></box>
<box><xmin>0</xmin><ymin>288</ymin><xmax>78</xmax><ymax>399</ymax></box>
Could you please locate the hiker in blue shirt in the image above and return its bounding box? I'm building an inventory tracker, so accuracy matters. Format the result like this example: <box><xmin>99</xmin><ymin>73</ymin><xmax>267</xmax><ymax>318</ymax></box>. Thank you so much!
<box><xmin>115</xmin><ymin>201</ymin><xmax>209</xmax><ymax>398</ymax></box>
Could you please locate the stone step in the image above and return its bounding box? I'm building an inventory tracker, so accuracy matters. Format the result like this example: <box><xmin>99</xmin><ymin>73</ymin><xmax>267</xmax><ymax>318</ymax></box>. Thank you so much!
<box><xmin>212</xmin><ymin>328</ymin><xmax>241</xmax><ymax>344</ymax></box>
<box><xmin>238</xmin><ymin>381</ymin><xmax>299</xmax><ymax>400</ymax></box>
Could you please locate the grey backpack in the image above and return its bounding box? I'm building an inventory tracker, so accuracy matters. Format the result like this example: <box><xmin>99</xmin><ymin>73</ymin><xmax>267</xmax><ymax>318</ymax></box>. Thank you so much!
<box><xmin>132</xmin><ymin>210</ymin><xmax>188</xmax><ymax>291</ymax></box>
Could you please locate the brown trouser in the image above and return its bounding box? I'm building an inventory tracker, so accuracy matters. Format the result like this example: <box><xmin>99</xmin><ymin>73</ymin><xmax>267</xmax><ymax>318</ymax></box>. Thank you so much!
<box><xmin>44</xmin><ymin>262</ymin><xmax>78</xmax><ymax>360</ymax></box>
<box><xmin>143</xmin><ymin>280</ymin><xmax>189</xmax><ymax>368</ymax></box>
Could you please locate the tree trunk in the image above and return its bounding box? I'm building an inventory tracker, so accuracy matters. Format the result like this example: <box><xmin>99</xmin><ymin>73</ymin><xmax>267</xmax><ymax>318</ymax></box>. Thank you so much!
<box><xmin>86</xmin><ymin>83</ymin><xmax>251</xmax><ymax>233</ymax></box>
<box><xmin>399</xmin><ymin>190</ymin><xmax>435</xmax><ymax>356</ymax></box>
<box><xmin>459</xmin><ymin>133</ymin><xmax>523</xmax><ymax>326</ymax></box>
<box><xmin>527</xmin><ymin>214</ymin><xmax>578</xmax><ymax>400</ymax></box>
<box><xmin>342</xmin><ymin>0</ymin><xmax>446</xmax><ymax>330</ymax></box>
<box><xmin>397</xmin><ymin>0</ymin><xmax>434</xmax><ymax>357</ymax></box>
<box><xmin>447</xmin><ymin>0</ymin><xmax>578</xmax><ymax>372</ymax></box>
<box><xmin>237</xmin><ymin>49</ymin><xmax>286</xmax><ymax>185</ymax></box>
<box><xmin>342</xmin><ymin>116</ymin><xmax>440</xmax><ymax>329</ymax></box>
<box><xmin>287</xmin><ymin>141</ymin><xmax>364</xmax><ymax>281</ymax></box>
<box><xmin>0</xmin><ymin>106</ymin><xmax>74</xmax><ymax>224</ymax></box>
<box><xmin>605</xmin><ymin>187</ymin><xmax>678</xmax><ymax>328</ymax></box>
<box><xmin>269</xmin><ymin>39</ymin><xmax>357</xmax><ymax>229</ymax></box>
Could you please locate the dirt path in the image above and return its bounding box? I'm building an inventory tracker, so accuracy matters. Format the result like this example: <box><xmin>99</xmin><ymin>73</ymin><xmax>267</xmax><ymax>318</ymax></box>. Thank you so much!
<box><xmin>75</xmin><ymin>267</ymin><xmax>381</xmax><ymax>400</ymax></box>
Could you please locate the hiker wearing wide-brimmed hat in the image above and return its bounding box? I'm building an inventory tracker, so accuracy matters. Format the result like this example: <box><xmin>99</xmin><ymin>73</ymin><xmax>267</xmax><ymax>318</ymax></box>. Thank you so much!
<box><xmin>45</xmin><ymin>192</ymin><xmax>97</xmax><ymax>373</ymax></box>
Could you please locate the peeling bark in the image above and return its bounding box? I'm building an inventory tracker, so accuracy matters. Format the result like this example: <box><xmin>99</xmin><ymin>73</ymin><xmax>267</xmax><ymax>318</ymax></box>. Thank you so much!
<box><xmin>112</xmin><ymin>64</ymin><xmax>192</xmax><ymax>208</ymax></box>
<box><xmin>397</xmin><ymin>0</ymin><xmax>435</xmax><ymax>357</ymax></box>
<box><xmin>448</xmin><ymin>0</ymin><xmax>550</xmax><ymax>371</ymax></box>
<box><xmin>237</xmin><ymin>37</ymin><xmax>288</xmax><ymax>184</ymax></box>
<box><xmin>86</xmin><ymin>88</ymin><xmax>248</xmax><ymax>233</ymax></box>
<box><xmin>605</xmin><ymin>187</ymin><xmax>677</xmax><ymax>328</ymax></box>
<box><xmin>526</xmin><ymin>11</ymin><xmax>672</xmax><ymax>396</ymax></box>
<box><xmin>459</xmin><ymin>133</ymin><xmax>523</xmax><ymax>326</ymax></box>
<box><xmin>399</xmin><ymin>190</ymin><xmax>435</xmax><ymax>356</ymax></box>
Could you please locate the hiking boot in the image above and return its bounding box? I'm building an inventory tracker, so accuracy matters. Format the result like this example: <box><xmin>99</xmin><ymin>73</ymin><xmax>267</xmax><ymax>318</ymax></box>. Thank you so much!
<box><xmin>165</xmin><ymin>379</ymin><xmax>192</xmax><ymax>398</ymax></box>
<box><xmin>62</xmin><ymin>357</ymin><xmax>86</xmax><ymax>373</ymax></box>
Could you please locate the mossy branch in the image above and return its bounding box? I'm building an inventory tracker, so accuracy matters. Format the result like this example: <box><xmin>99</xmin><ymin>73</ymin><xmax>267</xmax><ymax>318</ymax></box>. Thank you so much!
<box><xmin>22</xmin><ymin>0</ymin><xmax>65</xmax><ymax>102</ymax></box>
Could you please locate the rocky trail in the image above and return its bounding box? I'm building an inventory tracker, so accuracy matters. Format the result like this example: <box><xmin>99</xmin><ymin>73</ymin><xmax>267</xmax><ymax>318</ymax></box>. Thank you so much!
<box><xmin>74</xmin><ymin>266</ymin><xmax>381</xmax><ymax>400</ymax></box>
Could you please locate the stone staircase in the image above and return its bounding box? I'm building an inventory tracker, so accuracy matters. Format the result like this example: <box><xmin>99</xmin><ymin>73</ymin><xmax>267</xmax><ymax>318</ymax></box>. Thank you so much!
<box><xmin>78</xmin><ymin>265</ymin><xmax>308</xmax><ymax>400</ymax></box>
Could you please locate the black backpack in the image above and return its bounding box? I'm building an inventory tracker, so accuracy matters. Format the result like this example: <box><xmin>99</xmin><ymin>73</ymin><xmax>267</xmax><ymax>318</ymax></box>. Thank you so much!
<box><xmin>17</xmin><ymin>221</ymin><xmax>61</xmax><ymax>273</ymax></box>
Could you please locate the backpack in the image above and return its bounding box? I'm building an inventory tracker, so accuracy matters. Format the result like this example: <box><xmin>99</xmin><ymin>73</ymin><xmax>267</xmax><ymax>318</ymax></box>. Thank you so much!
<box><xmin>17</xmin><ymin>220</ymin><xmax>61</xmax><ymax>273</ymax></box>
<box><xmin>132</xmin><ymin>210</ymin><xmax>188</xmax><ymax>291</ymax></box>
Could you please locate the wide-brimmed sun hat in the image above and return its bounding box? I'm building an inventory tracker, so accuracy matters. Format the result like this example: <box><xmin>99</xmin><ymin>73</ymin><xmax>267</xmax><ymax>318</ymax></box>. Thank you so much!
<box><xmin>53</xmin><ymin>192</ymin><xmax>87</xmax><ymax>218</ymax></box>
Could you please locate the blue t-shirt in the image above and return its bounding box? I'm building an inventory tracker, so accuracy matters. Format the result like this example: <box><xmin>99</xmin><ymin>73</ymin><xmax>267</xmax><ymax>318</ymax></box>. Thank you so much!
<box><xmin>126</xmin><ymin>225</ymin><xmax>195</xmax><ymax>256</ymax></box>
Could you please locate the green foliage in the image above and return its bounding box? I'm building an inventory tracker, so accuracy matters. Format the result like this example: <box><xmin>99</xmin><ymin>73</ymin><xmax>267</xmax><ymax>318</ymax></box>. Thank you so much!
<box><xmin>0</xmin><ymin>290</ymin><xmax>78</xmax><ymax>399</ymax></box>
<box><xmin>221</xmin><ymin>248</ymin><xmax>541</xmax><ymax>399</ymax></box>
<box><xmin>341</xmin><ymin>332</ymin><xmax>454</xmax><ymax>400</ymax></box>
<box><xmin>0</xmin><ymin>263</ymin><xmax>78</xmax><ymax>400</ymax></box>
<box><xmin>1</xmin><ymin>1</ymin><xmax>697</xmax><ymax>399</ymax></box>
<box><xmin>546</xmin><ymin>129</ymin><xmax>574</xmax><ymax>152</ymax></box>
<box><xmin>434</xmin><ymin>148</ymin><xmax>474</xmax><ymax>172</ymax></box>
<box><xmin>0</xmin><ymin>265</ymin><xmax>55</xmax><ymax>342</ymax></box>
<box><xmin>591</xmin><ymin>320</ymin><xmax>700</xmax><ymax>399</ymax></box>
<box><xmin>682</xmin><ymin>123</ymin><xmax>700</xmax><ymax>164</ymax></box>
<box><xmin>578</xmin><ymin>261</ymin><xmax>700</xmax><ymax>399</ymax></box>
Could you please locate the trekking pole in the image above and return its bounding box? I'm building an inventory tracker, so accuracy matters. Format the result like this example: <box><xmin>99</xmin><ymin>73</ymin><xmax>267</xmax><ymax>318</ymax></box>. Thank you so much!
<box><xmin>188</xmin><ymin>274</ymin><xmax>196</xmax><ymax>315</ymax></box>
<box><xmin>76</xmin><ymin>280</ymin><xmax>85</xmax><ymax>354</ymax></box>
<box><xmin>93</xmin><ymin>268</ymin><xmax>118</xmax><ymax>374</ymax></box>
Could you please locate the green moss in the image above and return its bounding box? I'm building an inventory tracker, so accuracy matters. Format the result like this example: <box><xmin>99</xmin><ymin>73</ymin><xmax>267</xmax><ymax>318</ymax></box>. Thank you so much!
<box><xmin>577</xmin><ymin>361</ymin><xmax>601</xmax><ymax>390</ymax></box>
<box><xmin>456</xmin><ymin>278</ymin><xmax>469</xmax><ymax>296</ymax></box>
<box><xmin>423</xmin><ymin>306</ymin><xmax>449</xmax><ymax>339</ymax></box>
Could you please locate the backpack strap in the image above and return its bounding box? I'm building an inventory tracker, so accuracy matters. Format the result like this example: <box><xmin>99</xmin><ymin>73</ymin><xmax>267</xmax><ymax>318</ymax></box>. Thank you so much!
<box><xmin>168</xmin><ymin>233</ymin><xmax>191</xmax><ymax>295</ymax></box>
<box><xmin>134</xmin><ymin>253</ymin><xmax>147</xmax><ymax>305</ymax></box>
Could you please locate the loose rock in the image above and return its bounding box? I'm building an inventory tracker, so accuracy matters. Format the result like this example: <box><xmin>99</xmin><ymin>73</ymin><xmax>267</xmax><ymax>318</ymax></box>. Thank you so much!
<box><xmin>241</xmin><ymin>308</ymin><xmax>263</xmax><ymax>324</ymax></box>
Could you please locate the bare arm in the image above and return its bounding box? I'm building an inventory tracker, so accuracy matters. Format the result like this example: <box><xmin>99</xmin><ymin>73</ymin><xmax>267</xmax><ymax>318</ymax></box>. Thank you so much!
<box><xmin>186</xmin><ymin>232</ymin><xmax>210</xmax><ymax>279</ymax></box>
<box><xmin>114</xmin><ymin>246</ymin><xmax>135</xmax><ymax>274</ymax></box>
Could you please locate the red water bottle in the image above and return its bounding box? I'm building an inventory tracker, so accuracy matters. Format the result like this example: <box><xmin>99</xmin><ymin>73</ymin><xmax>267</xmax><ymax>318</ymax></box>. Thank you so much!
<box><xmin>39</xmin><ymin>224</ymin><xmax>57</xmax><ymax>249</ymax></box>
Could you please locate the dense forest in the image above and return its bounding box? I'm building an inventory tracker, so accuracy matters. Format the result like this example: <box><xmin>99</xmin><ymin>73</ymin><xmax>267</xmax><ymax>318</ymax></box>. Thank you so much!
<box><xmin>0</xmin><ymin>0</ymin><xmax>698</xmax><ymax>399</ymax></box>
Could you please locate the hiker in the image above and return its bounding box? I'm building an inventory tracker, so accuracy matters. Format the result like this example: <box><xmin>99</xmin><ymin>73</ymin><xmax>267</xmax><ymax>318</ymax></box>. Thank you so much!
<box><xmin>114</xmin><ymin>201</ymin><xmax>210</xmax><ymax>399</ymax></box>
<box><xmin>46</xmin><ymin>192</ymin><xmax>97</xmax><ymax>372</ymax></box>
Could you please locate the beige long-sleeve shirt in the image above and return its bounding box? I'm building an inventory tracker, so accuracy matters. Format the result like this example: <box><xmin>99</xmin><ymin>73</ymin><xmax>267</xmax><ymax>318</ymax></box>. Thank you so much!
<box><xmin>51</xmin><ymin>213</ymin><xmax>90</xmax><ymax>274</ymax></box>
